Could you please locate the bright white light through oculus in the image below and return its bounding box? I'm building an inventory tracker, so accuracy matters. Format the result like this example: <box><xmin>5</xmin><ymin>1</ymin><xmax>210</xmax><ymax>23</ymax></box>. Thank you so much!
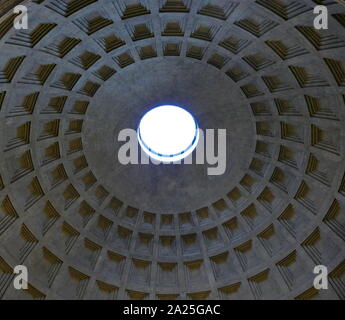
<box><xmin>137</xmin><ymin>105</ymin><xmax>199</xmax><ymax>162</ymax></box>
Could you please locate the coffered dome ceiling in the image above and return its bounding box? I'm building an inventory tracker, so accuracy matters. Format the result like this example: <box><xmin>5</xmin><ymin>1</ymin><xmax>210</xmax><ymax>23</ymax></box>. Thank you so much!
<box><xmin>0</xmin><ymin>0</ymin><xmax>345</xmax><ymax>300</ymax></box>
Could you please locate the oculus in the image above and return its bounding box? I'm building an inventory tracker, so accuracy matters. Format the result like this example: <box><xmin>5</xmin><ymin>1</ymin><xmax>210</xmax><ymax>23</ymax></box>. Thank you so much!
<box><xmin>137</xmin><ymin>105</ymin><xmax>199</xmax><ymax>162</ymax></box>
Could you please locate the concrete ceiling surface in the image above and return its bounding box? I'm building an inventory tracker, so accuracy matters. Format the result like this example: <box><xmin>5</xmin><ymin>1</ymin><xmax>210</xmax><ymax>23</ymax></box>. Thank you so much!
<box><xmin>0</xmin><ymin>0</ymin><xmax>344</xmax><ymax>300</ymax></box>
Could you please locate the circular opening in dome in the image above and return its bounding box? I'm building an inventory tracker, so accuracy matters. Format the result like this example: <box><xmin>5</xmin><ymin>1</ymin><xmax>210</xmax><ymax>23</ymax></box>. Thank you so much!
<box><xmin>137</xmin><ymin>105</ymin><xmax>199</xmax><ymax>162</ymax></box>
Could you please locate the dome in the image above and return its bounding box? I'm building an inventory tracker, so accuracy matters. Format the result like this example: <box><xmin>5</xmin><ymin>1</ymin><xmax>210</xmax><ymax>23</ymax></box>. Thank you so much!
<box><xmin>0</xmin><ymin>0</ymin><xmax>344</xmax><ymax>300</ymax></box>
